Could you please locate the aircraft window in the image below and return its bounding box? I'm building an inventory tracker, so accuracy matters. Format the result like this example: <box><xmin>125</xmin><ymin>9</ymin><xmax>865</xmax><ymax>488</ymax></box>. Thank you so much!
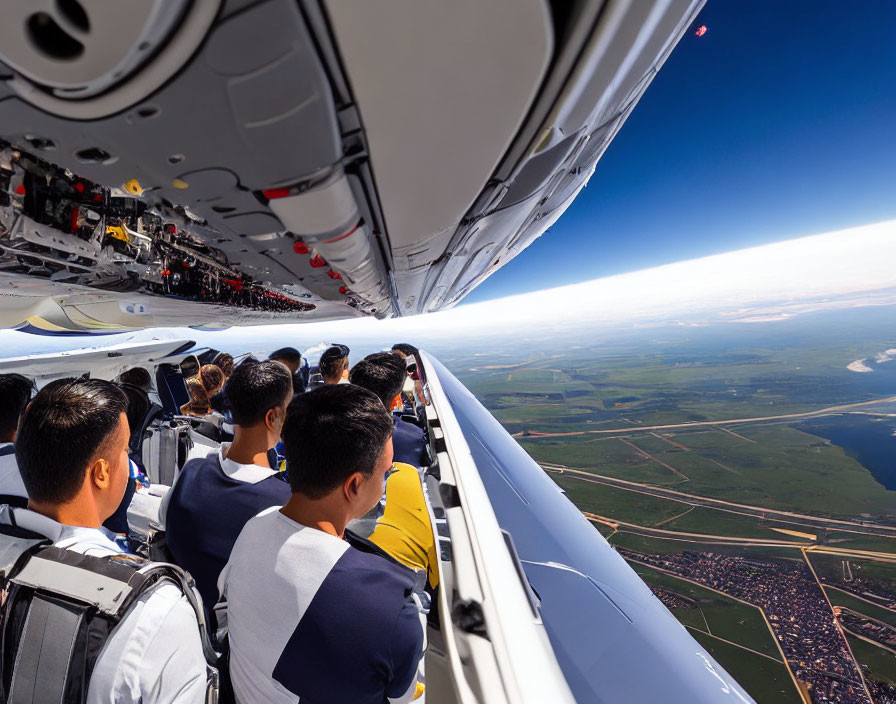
<box><xmin>179</xmin><ymin>355</ymin><xmax>200</xmax><ymax>379</ymax></box>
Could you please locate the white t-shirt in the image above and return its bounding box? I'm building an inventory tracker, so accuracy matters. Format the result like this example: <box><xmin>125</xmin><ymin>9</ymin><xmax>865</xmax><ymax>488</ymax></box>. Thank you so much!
<box><xmin>0</xmin><ymin>506</ymin><xmax>206</xmax><ymax>704</ymax></box>
<box><xmin>219</xmin><ymin>507</ymin><xmax>424</xmax><ymax>704</ymax></box>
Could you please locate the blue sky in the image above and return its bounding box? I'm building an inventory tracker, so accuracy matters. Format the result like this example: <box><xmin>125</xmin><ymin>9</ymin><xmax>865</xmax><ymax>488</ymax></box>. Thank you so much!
<box><xmin>465</xmin><ymin>1</ymin><xmax>896</xmax><ymax>303</ymax></box>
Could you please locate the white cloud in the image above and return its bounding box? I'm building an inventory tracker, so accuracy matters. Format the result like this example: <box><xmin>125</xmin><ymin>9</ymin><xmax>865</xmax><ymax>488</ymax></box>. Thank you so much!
<box><xmin>300</xmin><ymin>217</ymin><xmax>896</xmax><ymax>338</ymax></box>
<box><xmin>3</xmin><ymin>218</ymin><xmax>895</xmax><ymax>359</ymax></box>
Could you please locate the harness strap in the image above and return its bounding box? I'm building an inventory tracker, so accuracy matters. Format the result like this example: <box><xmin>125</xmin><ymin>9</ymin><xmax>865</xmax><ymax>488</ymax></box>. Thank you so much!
<box><xmin>0</xmin><ymin>541</ymin><xmax>222</xmax><ymax>703</ymax></box>
<box><xmin>9</xmin><ymin>595</ymin><xmax>86</xmax><ymax>704</ymax></box>
<box><xmin>11</xmin><ymin>549</ymin><xmax>139</xmax><ymax>616</ymax></box>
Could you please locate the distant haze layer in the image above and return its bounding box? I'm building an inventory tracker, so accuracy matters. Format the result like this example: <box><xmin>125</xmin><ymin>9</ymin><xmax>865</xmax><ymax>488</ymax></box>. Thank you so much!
<box><xmin>292</xmin><ymin>218</ymin><xmax>896</xmax><ymax>341</ymax></box>
<box><xmin>0</xmin><ymin>218</ymin><xmax>894</xmax><ymax>359</ymax></box>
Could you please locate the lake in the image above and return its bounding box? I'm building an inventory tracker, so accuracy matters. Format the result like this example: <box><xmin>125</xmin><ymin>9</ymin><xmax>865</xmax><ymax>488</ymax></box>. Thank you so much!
<box><xmin>798</xmin><ymin>414</ymin><xmax>896</xmax><ymax>491</ymax></box>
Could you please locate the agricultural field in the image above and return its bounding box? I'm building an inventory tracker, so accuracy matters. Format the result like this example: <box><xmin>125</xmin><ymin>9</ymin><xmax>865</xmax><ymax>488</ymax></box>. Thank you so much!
<box><xmin>441</xmin><ymin>306</ymin><xmax>896</xmax><ymax>702</ymax></box>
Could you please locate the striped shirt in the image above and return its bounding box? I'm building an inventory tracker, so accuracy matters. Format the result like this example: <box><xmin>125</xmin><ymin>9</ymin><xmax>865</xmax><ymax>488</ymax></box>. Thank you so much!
<box><xmin>220</xmin><ymin>507</ymin><xmax>424</xmax><ymax>703</ymax></box>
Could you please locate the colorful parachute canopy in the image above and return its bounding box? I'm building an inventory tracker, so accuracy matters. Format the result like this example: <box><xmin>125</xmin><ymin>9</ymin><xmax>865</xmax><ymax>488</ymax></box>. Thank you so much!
<box><xmin>695</xmin><ymin>25</ymin><xmax>707</xmax><ymax>37</ymax></box>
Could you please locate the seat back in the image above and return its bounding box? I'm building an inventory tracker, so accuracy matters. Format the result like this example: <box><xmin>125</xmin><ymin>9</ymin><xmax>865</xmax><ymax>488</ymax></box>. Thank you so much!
<box><xmin>142</xmin><ymin>421</ymin><xmax>194</xmax><ymax>486</ymax></box>
<box><xmin>156</xmin><ymin>363</ymin><xmax>190</xmax><ymax>414</ymax></box>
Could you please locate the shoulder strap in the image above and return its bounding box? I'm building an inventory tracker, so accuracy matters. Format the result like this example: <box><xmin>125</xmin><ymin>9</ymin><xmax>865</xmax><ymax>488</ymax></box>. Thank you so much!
<box><xmin>127</xmin><ymin>560</ymin><xmax>219</xmax><ymax>663</ymax></box>
<box><xmin>1</xmin><ymin>547</ymin><xmax>220</xmax><ymax>703</ymax></box>
<box><xmin>0</xmin><ymin>522</ymin><xmax>50</xmax><ymax>580</ymax></box>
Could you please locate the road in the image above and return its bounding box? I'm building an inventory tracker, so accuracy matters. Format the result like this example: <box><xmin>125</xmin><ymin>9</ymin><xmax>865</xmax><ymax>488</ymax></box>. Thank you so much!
<box><xmin>583</xmin><ymin>510</ymin><xmax>812</xmax><ymax>548</ymax></box>
<box><xmin>543</xmin><ymin>462</ymin><xmax>896</xmax><ymax>538</ymax></box>
<box><xmin>515</xmin><ymin>394</ymin><xmax>896</xmax><ymax>438</ymax></box>
<box><xmin>802</xmin><ymin>548</ymin><xmax>875</xmax><ymax>704</ymax></box>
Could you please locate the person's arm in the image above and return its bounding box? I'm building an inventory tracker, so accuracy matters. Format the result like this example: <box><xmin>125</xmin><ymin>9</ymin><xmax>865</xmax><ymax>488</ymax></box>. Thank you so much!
<box><xmin>87</xmin><ymin>583</ymin><xmax>206</xmax><ymax>704</ymax></box>
<box><xmin>386</xmin><ymin>599</ymin><xmax>426</xmax><ymax>704</ymax></box>
<box><xmin>137</xmin><ymin>589</ymin><xmax>207</xmax><ymax>704</ymax></box>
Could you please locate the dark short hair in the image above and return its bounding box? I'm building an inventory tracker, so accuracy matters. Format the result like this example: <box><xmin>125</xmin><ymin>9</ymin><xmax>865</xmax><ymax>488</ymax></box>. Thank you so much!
<box><xmin>269</xmin><ymin>347</ymin><xmax>302</xmax><ymax>364</ymax></box>
<box><xmin>16</xmin><ymin>378</ymin><xmax>128</xmax><ymax>504</ymax></box>
<box><xmin>118</xmin><ymin>367</ymin><xmax>152</xmax><ymax>391</ymax></box>
<box><xmin>319</xmin><ymin>345</ymin><xmax>349</xmax><ymax>379</ymax></box>
<box><xmin>0</xmin><ymin>374</ymin><xmax>35</xmax><ymax>438</ymax></box>
<box><xmin>349</xmin><ymin>353</ymin><xmax>406</xmax><ymax>408</ymax></box>
<box><xmin>391</xmin><ymin>343</ymin><xmax>418</xmax><ymax>357</ymax></box>
<box><xmin>224</xmin><ymin>360</ymin><xmax>293</xmax><ymax>427</ymax></box>
<box><xmin>236</xmin><ymin>355</ymin><xmax>259</xmax><ymax>369</ymax></box>
<box><xmin>283</xmin><ymin>384</ymin><xmax>393</xmax><ymax>499</ymax></box>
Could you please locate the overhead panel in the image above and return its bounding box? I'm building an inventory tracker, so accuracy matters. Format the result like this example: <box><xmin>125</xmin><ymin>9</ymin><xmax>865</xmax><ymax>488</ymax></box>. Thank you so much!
<box><xmin>323</xmin><ymin>0</ymin><xmax>553</xmax><ymax>252</ymax></box>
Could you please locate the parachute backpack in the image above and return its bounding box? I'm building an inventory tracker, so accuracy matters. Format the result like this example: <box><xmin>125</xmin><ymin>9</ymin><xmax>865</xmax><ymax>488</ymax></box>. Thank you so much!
<box><xmin>0</xmin><ymin>521</ymin><xmax>221</xmax><ymax>703</ymax></box>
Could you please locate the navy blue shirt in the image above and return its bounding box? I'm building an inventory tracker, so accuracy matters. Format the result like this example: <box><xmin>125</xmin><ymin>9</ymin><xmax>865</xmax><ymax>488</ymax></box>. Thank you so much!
<box><xmin>392</xmin><ymin>416</ymin><xmax>427</xmax><ymax>468</ymax></box>
<box><xmin>165</xmin><ymin>447</ymin><xmax>292</xmax><ymax>606</ymax></box>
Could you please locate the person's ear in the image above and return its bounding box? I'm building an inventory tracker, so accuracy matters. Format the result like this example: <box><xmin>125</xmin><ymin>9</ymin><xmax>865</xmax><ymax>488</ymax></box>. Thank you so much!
<box><xmin>265</xmin><ymin>407</ymin><xmax>282</xmax><ymax>432</ymax></box>
<box><xmin>344</xmin><ymin>472</ymin><xmax>363</xmax><ymax>502</ymax></box>
<box><xmin>90</xmin><ymin>458</ymin><xmax>112</xmax><ymax>490</ymax></box>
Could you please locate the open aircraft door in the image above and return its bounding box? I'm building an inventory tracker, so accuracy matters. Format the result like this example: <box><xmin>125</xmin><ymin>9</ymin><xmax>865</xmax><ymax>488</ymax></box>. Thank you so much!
<box><xmin>418</xmin><ymin>352</ymin><xmax>576</xmax><ymax>703</ymax></box>
<box><xmin>419</xmin><ymin>352</ymin><xmax>754</xmax><ymax>703</ymax></box>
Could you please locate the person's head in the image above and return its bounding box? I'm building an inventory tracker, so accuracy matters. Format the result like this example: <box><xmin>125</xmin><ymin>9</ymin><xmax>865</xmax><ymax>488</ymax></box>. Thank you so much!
<box><xmin>117</xmin><ymin>366</ymin><xmax>152</xmax><ymax>392</ymax></box>
<box><xmin>16</xmin><ymin>378</ymin><xmax>129</xmax><ymax>523</ymax></box>
<box><xmin>319</xmin><ymin>345</ymin><xmax>349</xmax><ymax>383</ymax></box>
<box><xmin>212</xmin><ymin>352</ymin><xmax>235</xmax><ymax>377</ymax></box>
<box><xmin>224</xmin><ymin>360</ymin><xmax>293</xmax><ymax>445</ymax></box>
<box><xmin>269</xmin><ymin>347</ymin><xmax>302</xmax><ymax>375</ymax></box>
<box><xmin>198</xmin><ymin>364</ymin><xmax>225</xmax><ymax>396</ymax></box>
<box><xmin>181</xmin><ymin>376</ymin><xmax>211</xmax><ymax>416</ymax></box>
<box><xmin>283</xmin><ymin>384</ymin><xmax>393</xmax><ymax>518</ymax></box>
<box><xmin>391</xmin><ymin>343</ymin><xmax>418</xmax><ymax>359</ymax></box>
<box><xmin>0</xmin><ymin>373</ymin><xmax>35</xmax><ymax>443</ymax></box>
<box><xmin>349</xmin><ymin>353</ymin><xmax>406</xmax><ymax>409</ymax></box>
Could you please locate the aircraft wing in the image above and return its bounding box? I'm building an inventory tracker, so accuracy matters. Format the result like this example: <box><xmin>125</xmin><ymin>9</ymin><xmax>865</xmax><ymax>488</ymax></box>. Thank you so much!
<box><xmin>0</xmin><ymin>0</ymin><xmax>703</xmax><ymax>331</ymax></box>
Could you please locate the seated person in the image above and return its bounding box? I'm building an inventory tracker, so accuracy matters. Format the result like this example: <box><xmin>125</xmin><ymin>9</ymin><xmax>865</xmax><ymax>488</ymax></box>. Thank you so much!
<box><xmin>369</xmin><ymin>462</ymin><xmax>439</xmax><ymax>591</ymax></box>
<box><xmin>180</xmin><ymin>364</ymin><xmax>225</xmax><ymax>417</ymax></box>
<box><xmin>103</xmin><ymin>382</ymin><xmax>154</xmax><ymax>541</ymax></box>
<box><xmin>7</xmin><ymin>378</ymin><xmax>206</xmax><ymax>702</ymax></box>
<box><xmin>0</xmin><ymin>374</ymin><xmax>146</xmax><ymax>540</ymax></box>
<box><xmin>212</xmin><ymin>352</ymin><xmax>235</xmax><ymax>378</ymax></box>
<box><xmin>350</xmin><ymin>352</ymin><xmax>428</xmax><ymax>468</ymax></box>
<box><xmin>0</xmin><ymin>373</ymin><xmax>34</xmax><ymax>504</ymax></box>
<box><xmin>269</xmin><ymin>346</ymin><xmax>306</xmax><ymax>393</ymax></box>
<box><xmin>219</xmin><ymin>384</ymin><xmax>425</xmax><ymax>704</ymax></box>
<box><xmin>391</xmin><ymin>343</ymin><xmax>425</xmax><ymax>412</ymax></box>
<box><xmin>166</xmin><ymin>360</ymin><xmax>293</xmax><ymax>606</ymax></box>
<box><xmin>209</xmin><ymin>354</ymin><xmax>237</xmax><ymax>414</ymax></box>
<box><xmin>118</xmin><ymin>366</ymin><xmax>153</xmax><ymax>392</ymax></box>
<box><xmin>308</xmin><ymin>344</ymin><xmax>349</xmax><ymax>389</ymax></box>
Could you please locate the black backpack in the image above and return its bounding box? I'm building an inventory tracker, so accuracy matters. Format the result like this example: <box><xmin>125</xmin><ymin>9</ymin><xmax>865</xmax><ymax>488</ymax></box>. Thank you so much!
<box><xmin>0</xmin><ymin>522</ymin><xmax>223</xmax><ymax>703</ymax></box>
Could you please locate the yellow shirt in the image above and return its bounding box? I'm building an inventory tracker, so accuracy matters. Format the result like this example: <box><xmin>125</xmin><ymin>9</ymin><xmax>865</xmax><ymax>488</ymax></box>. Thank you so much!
<box><xmin>369</xmin><ymin>463</ymin><xmax>439</xmax><ymax>590</ymax></box>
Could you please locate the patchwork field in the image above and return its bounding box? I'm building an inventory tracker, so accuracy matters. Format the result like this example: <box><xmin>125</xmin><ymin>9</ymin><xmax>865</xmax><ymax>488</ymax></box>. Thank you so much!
<box><xmin>442</xmin><ymin>310</ymin><xmax>896</xmax><ymax>703</ymax></box>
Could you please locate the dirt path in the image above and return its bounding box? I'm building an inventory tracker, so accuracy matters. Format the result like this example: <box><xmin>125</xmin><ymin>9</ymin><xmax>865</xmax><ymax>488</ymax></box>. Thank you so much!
<box><xmin>617</xmin><ymin>437</ymin><xmax>690</xmax><ymax>480</ymax></box>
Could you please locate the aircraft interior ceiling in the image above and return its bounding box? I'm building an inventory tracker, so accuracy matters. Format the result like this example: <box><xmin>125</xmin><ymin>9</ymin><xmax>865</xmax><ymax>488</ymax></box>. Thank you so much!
<box><xmin>0</xmin><ymin>0</ymin><xmax>702</xmax><ymax>332</ymax></box>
